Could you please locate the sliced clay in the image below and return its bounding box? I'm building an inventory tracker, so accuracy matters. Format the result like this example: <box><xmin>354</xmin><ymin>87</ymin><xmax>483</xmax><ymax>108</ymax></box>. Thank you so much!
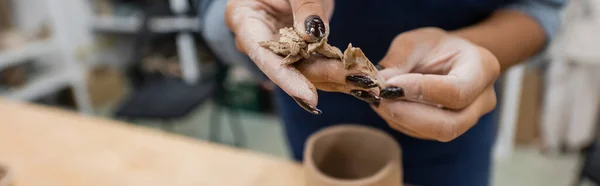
<box><xmin>307</xmin><ymin>38</ymin><xmax>343</xmax><ymax>59</ymax></box>
<box><xmin>259</xmin><ymin>27</ymin><xmax>342</xmax><ymax>65</ymax></box>
<box><xmin>260</xmin><ymin>28</ymin><xmax>383</xmax><ymax>101</ymax></box>
<box><xmin>306</xmin><ymin>39</ymin><xmax>323</xmax><ymax>53</ymax></box>
<box><xmin>343</xmin><ymin>44</ymin><xmax>385</xmax><ymax>90</ymax></box>
<box><xmin>317</xmin><ymin>41</ymin><xmax>343</xmax><ymax>59</ymax></box>
<box><xmin>343</xmin><ymin>44</ymin><xmax>378</xmax><ymax>75</ymax></box>
<box><xmin>279</xmin><ymin>27</ymin><xmax>305</xmax><ymax>43</ymax></box>
<box><xmin>299</xmin><ymin>49</ymin><xmax>311</xmax><ymax>59</ymax></box>
<box><xmin>258</xmin><ymin>41</ymin><xmax>301</xmax><ymax>56</ymax></box>
<box><xmin>283</xmin><ymin>54</ymin><xmax>304</xmax><ymax>65</ymax></box>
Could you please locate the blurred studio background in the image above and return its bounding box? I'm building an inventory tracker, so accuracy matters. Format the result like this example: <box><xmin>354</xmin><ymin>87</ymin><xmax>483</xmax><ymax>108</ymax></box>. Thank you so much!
<box><xmin>0</xmin><ymin>0</ymin><xmax>599</xmax><ymax>185</ymax></box>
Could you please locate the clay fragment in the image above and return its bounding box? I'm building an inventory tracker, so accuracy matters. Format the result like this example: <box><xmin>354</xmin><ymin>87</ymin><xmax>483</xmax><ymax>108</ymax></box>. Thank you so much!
<box><xmin>258</xmin><ymin>41</ymin><xmax>301</xmax><ymax>56</ymax></box>
<box><xmin>259</xmin><ymin>27</ymin><xmax>342</xmax><ymax>65</ymax></box>
<box><xmin>279</xmin><ymin>27</ymin><xmax>305</xmax><ymax>43</ymax></box>
<box><xmin>342</xmin><ymin>44</ymin><xmax>382</xmax><ymax>87</ymax></box>
<box><xmin>299</xmin><ymin>49</ymin><xmax>311</xmax><ymax>59</ymax></box>
<box><xmin>282</xmin><ymin>55</ymin><xmax>304</xmax><ymax>65</ymax></box>
<box><xmin>306</xmin><ymin>39</ymin><xmax>323</xmax><ymax>53</ymax></box>
<box><xmin>259</xmin><ymin>27</ymin><xmax>385</xmax><ymax>110</ymax></box>
<box><xmin>343</xmin><ymin>44</ymin><xmax>377</xmax><ymax>72</ymax></box>
<box><xmin>307</xmin><ymin>38</ymin><xmax>343</xmax><ymax>59</ymax></box>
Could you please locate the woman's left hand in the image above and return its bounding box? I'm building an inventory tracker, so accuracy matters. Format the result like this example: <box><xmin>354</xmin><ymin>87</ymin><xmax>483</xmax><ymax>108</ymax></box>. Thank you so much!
<box><xmin>372</xmin><ymin>28</ymin><xmax>500</xmax><ymax>142</ymax></box>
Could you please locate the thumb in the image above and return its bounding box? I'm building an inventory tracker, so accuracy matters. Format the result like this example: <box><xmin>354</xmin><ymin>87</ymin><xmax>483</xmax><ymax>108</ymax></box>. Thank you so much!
<box><xmin>290</xmin><ymin>0</ymin><xmax>330</xmax><ymax>42</ymax></box>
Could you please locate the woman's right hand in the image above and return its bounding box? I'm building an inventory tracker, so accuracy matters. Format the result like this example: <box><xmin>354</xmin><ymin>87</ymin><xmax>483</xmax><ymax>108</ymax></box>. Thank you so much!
<box><xmin>226</xmin><ymin>0</ymin><xmax>354</xmax><ymax>114</ymax></box>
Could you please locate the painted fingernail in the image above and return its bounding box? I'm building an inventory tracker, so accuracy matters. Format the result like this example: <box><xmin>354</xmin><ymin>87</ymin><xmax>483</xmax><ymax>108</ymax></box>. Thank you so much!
<box><xmin>375</xmin><ymin>64</ymin><xmax>385</xmax><ymax>71</ymax></box>
<box><xmin>350</xmin><ymin>90</ymin><xmax>381</xmax><ymax>106</ymax></box>
<box><xmin>346</xmin><ymin>75</ymin><xmax>378</xmax><ymax>88</ymax></box>
<box><xmin>293</xmin><ymin>97</ymin><xmax>322</xmax><ymax>115</ymax></box>
<box><xmin>305</xmin><ymin>15</ymin><xmax>326</xmax><ymax>39</ymax></box>
<box><xmin>380</xmin><ymin>86</ymin><xmax>404</xmax><ymax>99</ymax></box>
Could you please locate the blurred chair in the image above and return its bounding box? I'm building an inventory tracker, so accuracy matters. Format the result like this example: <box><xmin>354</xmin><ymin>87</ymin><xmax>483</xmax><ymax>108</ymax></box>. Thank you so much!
<box><xmin>575</xmin><ymin>138</ymin><xmax>600</xmax><ymax>185</ymax></box>
<box><xmin>114</xmin><ymin>0</ymin><xmax>245</xmax><ymax>147</ymax></box>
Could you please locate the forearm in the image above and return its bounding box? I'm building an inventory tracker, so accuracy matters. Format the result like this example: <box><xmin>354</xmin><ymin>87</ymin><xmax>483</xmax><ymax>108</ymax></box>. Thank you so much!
<box><xmin>451</xmin><ymin>10</ymin><xmax>546</xmax><ymax>72</ymax></box>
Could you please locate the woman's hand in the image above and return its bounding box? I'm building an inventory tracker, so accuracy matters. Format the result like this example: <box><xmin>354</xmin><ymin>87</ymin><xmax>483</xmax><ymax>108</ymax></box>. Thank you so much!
<box><xmin>373</xmin><ymin>28</ymin><xmax>500</xmax><ymax>142</ymax></box>
<box><xmin>227</xmin><ymin>0</ymin><xmax>367</xmax><ymax>114</ymax></box>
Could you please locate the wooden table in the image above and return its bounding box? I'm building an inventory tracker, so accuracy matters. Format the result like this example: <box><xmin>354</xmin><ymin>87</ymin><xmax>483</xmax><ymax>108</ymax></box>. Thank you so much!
<box><xmin>0</xmin><ymin>100</ymin><xmax>304</xmax><ymax>186</ymax></box>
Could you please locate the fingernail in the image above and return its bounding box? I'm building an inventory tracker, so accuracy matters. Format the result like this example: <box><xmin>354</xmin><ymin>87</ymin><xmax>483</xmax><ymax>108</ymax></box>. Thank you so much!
<box><xmin>350</xmin><ymin>90</ymin><xmax>381</xmax><ymax>106</ymax></box>
<box><xmin>293</xmin><ymin>97</ymin><xmax>322</xmax><ymax>115</ymax></box>
<box><xmin>380</xmin><ymin>86</ymin><xmax>404</xmax><ymax>99</ymax></box>
<box><xmin>346</xmin><ymin>75</ymin><xmax>378</xmax><ymax>88</ymax></box>
<box><xmin>305</xmin><ymin>15</ymin><xmax>326</xmax><ymax>39</ymax></box>
<box><xmin>375</xmin><ymin>64</ymin><xmax>385</xmax><ymax>71</ymax></box>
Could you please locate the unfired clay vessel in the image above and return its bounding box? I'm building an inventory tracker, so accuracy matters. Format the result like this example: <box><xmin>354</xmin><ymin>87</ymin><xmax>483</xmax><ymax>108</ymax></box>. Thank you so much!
<box><xmin>304</xmin><ymin>125</ymin><xmax>402</xmax><ymax>186</ymax></box>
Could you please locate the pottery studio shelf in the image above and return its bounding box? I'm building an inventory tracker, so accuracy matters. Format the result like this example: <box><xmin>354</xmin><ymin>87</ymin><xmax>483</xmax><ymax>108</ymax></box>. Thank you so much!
<box><xmin>0</xmin><ymin>39</ymin><xmax>74</xmax><ymax>101</ymax></box>
<box><xmin>0</xmin><ymin>39</ymin><xmax>59</xmax><ymax>69</ymax></box>
<box><xmin>0</xmin><ymin>70</ymin><xmax>73</xmax><ymax>101</ymax></box>
<box><xmin>91</xmin><ymin>12</ymin><xmax>203</xmax><ymax>85</ymax></box>
<box><xmin>0</xmin><ymin>0</ymin><xmax>93</xmax><ymax>114</ymax></box>
<box><xmin>92</xmin><ymin>15</ymin><xmax>200</xmax><ymax>33</ymax></box>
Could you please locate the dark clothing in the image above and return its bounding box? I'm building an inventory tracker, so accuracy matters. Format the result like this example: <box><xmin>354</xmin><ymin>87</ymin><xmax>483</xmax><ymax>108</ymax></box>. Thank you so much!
<box><xmin>276</xmin><ymin>1</ymin><xmax>513</xmax><ymax>185</ymax></box>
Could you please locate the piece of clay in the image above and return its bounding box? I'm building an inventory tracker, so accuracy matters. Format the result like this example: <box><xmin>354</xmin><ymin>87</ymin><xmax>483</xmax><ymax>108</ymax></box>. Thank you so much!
<box><xmin>279</xmin><ymin>27</ymin><xmax>305</xmax><ymax>43</ymax></box>
<box><xmin>343</xmin><ymin>44</ymin><xmax>376</xmax><ymax>72</ymax></box>
<box><xmin>342</xmin><ymin>44</ymin><xmax>384</xmax><ymax>88</ymax></box>
<box><xmin>260</xmin><ymin>27</ymin><xmax>385</xmax><ymax>112</ymax></box>
<box><xmin>259</xmin><ymin>41</ymin><xmax>307</xmax><ymax>64</ymax></box>
<box><xmin>259</xmin><ymin>27</ymin><xmax>342</xmax><ymax>65</ymax></box>
<box><xmin>282</xmin><ymin>54</ymin><xmax>304</xmax><ymax>65</ymax></box>
<box><xmin>307</xmin><ymin>38</ymin><xmax>343</xmax><ymax>59</ymax></box>
<box><xmin>260</xmin><ymin>28</ymin><xmax>383</xmax><ymax>89</ymax></box>
<box><xmin>258</xmin><ymin>27</ymin><xmax>310</xmax><ymax>64</ymax></box>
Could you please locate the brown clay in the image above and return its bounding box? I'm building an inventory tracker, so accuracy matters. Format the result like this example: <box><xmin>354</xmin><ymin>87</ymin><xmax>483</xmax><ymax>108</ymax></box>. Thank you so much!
<box><xmin>304</xmin><ymin>125</ymin><xmax>403</xmax><ymax>186</ymax></box>
<box><xmin>0</xmin><ymin>164</ymin><xmax>12</xmax><ymax>186</ymax></box>
<box><xmin>259</xmin><ymin>28</ymin><xmax>383</xmax><ymax>90</ymax></box>
<box><xmin>342</xmin><ymin>44</ymin><xmax>384</xmax><ymax>89</ymax></box>
<box><xmin>259</xmin><ymin>27</ymin><xmax>343</xmax><ymax>65</ymax></box>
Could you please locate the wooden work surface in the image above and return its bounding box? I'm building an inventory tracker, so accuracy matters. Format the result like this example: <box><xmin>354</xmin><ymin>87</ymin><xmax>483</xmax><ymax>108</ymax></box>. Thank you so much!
<box><xmin>0</xmin><ymin>100</ymin><xmax>304</xmax><ymax>186</ymax></box>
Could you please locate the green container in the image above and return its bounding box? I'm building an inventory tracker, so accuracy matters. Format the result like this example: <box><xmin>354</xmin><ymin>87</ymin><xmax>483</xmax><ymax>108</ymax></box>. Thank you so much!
<box><xmin>224</xmin><ymin>81</ymin><xmax>261</xmax><ymax>112</ymax></box>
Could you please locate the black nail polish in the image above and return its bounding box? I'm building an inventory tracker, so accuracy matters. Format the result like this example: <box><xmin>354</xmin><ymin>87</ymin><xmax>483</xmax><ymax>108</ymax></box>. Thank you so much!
<box><xmin>293</xmin><ymin>97</ymin><xmax>322</xmax><ymax>115</ymax></box>
<box><xmin>375</xmin><ymin>64</ymin><xmax>385</xmax><ymax>71</ymax></box>
<box><xmin>350</xmin><ymin>90</ymin><xmax>381</xmax><ymax>106</ymax></box>
<box><xmin>305</xmin><ymin>15</ymin><xmax>326</xmax><ymax>39</ymax></box>
<box><xmin>380</xmin><ymin>86</ymin><xmax>404</xmax><ymax>99</ymax></box>
<box><xmin>346</xmin><ymin>75</ymin><xmax>378</xmax><ymax>88</ymax></box>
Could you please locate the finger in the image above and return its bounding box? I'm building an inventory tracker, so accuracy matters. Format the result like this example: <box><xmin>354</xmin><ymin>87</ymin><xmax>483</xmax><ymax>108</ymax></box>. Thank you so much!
<box><xmin>383</xmin><ymin>73</ymin><xmax>471</xmax><ymax>109</ymax></box>
<box><xmin>376</xmin><ymin>86</ymin><xmax>496</xmax><ymax>142</ymax></box>
<box><xmin>379</xmin><ymin>68</ymin><xmax>408</xmax><ymax>80</ymax></box>
<box><xmin>225</xmin><ymin>0</ymin><xmax>290</xmax><ymax>33</ymax></box>
<box><xmin>295</xmin><ymin>56</ymin><xmax>345</xmax><ymax>83</ymax></box>
<box><xmin>296</xmin><ymin>56</ymin><xmax>380</xmax><ymax>89</ymax></box>
<box><xmin>314</xmin><ymin>82</ymin><xmax>382</xmax><ymax>107</ymax></box>
<box><xmin>383</xmin><ymin>43</ymin><xmax>499</xmax><ymax>109</ymax></box>
<box><xmin>313</xmin><ymin>82</ymin><xmax>350</xmax><ymax>93</ymax></box>
<box><xmin>313</xmin><ymin>82</ymin><xmax>382</xmax><ymax>102</ymax></box>
<box><xmin>375</xmin><ymin>107</ymin><xmax>431</xmax><ymax>139</ymax></box>
<box><xmin>290</xmin><ymin>0</ymin><xmax>329</xmax><ymax>41</ymax></box>
<box><xmin>234</xmin><ymin>19</ymin><xmax>320</xmax><ymax>113</ymax></box>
